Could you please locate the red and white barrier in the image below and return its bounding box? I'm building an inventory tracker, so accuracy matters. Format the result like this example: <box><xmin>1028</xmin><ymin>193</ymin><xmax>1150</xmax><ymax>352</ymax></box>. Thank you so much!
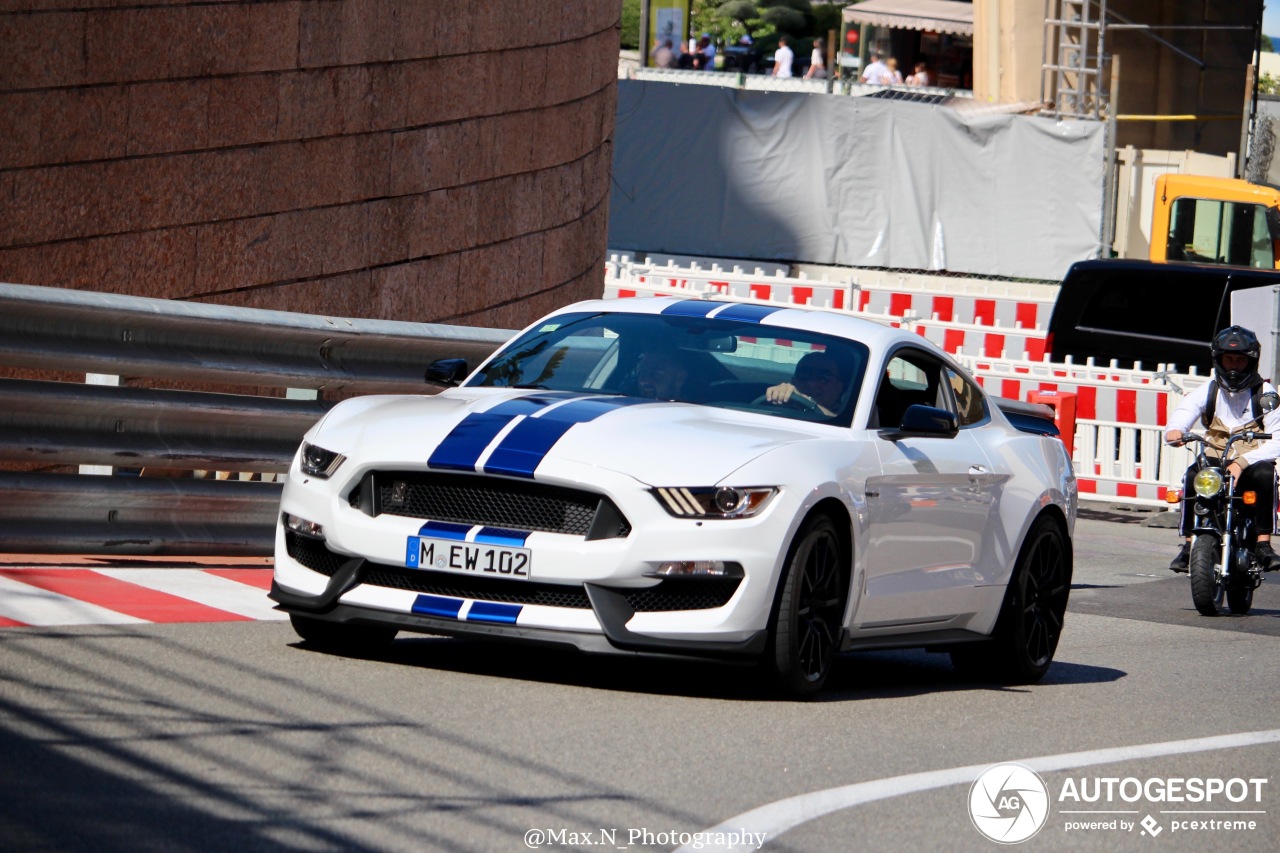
<box><xmin>604</xmin><ymin>256</ymin><xmax>1208</xmax><ymax>509</ymax></box>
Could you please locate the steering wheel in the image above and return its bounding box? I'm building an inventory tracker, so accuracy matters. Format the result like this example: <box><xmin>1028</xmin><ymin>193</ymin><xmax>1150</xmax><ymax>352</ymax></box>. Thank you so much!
<box><xmin>752</xmin><ymin>391</ymin><xmax>822</xmax><ymax>414</ymax></box>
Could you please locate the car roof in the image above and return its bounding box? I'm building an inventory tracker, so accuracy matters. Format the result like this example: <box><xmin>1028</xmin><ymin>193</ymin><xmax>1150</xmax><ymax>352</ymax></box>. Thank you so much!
<box><xmin>554</xmin><ymin>296</ymin><xmax>938</xmax><ymax>358</ymax></box>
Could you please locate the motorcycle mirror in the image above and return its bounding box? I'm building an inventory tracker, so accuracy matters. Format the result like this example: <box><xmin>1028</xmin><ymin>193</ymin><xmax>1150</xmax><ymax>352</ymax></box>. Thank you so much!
<box><xmin>1261</xmin><ymin>390</ymin><xmax>1280</xmax><ymax>414</ymax></box>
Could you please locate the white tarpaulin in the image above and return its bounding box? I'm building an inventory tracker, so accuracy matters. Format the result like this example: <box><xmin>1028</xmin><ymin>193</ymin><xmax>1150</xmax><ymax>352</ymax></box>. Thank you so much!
<box><xmin>608</xmin><ymin>81</ymin><xmax>1105</xmax><ymax>281</ymax></box>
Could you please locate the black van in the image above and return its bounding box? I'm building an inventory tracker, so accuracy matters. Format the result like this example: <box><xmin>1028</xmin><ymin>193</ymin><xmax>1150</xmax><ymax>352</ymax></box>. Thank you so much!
<box><xmin>1045</xmin><ymin>259</ymin><xmax>1280</xmax><ymax>373</ymax></box>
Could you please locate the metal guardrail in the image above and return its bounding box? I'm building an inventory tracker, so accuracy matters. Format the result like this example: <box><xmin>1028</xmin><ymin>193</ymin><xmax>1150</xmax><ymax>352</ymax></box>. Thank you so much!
<box><xmin>0</xmin><ymin>282</ymin><xmax>514</xmax><ymax>556</ymax></box>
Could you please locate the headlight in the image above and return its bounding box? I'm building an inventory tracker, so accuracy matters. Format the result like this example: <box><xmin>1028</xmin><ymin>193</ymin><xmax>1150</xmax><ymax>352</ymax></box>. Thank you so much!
<box><xmin>1193</xmin><ymin>468</ymin><xmax>1224</xmax><ymax>498</ymax></box>
<box><xmin>299</xmin><ymin>442</ymin><xmax>346</xmax><ymax>478</ymax></box>
<box><xmin>653</xmin><ymin>486</ymin><xmax>778</xmax><ymax>519</ymax></box>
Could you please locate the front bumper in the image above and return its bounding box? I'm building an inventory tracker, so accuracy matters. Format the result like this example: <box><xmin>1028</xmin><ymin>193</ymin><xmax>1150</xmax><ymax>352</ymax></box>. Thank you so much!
<box><xmin>269</xmin><ymin>550</ymin><xmax>767</xmax><ymax>660</ymax></box>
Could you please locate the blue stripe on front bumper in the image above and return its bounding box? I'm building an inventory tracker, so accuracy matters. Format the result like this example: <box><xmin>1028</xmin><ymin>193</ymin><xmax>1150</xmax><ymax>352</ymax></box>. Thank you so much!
<box><xmin>411</xmin><ymin>594</ymin><xmax>464</xmax><ymax>619</ymax></box>
<box><xmin>473</xmin><ymin>527</ymin><xmax>529</xmax><ymax>547</ymax></box>
<box><xmin>466</xmin><ymin>601</ymin><xmax>523</xmax><ymax>624</ymax></box>
<box><xmin>418</xmin><ymin>520</ymin><xmax>473</xmax><ymax>540</ymax></box>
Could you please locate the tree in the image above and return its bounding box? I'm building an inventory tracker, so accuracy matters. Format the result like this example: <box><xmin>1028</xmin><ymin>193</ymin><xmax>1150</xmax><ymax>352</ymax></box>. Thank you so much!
<box><xmin>1263</xmin><ymin>33</ymin><xmax>1274</xmax><ymax>53</ymax></box>
<box><xmin>621</xmin><ymin>0</ymin><xmax>641</xmax><ymax>50</ymax></box>
<box><xmin>704</xmin><ymin>0</ymin><xmax>812</xmax><ymax>43</ymax></box>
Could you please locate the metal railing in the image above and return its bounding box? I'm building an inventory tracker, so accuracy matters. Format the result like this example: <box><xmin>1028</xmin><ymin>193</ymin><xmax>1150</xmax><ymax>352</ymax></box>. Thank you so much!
<box><xmin>0</xmin><ymin>282</ymin><xmax>513</xmax><ymax>556</ymax></box>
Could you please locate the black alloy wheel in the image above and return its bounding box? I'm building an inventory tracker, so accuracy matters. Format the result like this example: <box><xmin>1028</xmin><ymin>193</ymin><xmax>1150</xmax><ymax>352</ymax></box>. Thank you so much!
<box><xmin>951</xmin><ymin>515</ymin><xmax>1070</xmax><ymax>683</ymax></box>
<box><xmin>768</xmin><ymin>515</ymin><xmax>848</xmax><ymax>697</ymax></box>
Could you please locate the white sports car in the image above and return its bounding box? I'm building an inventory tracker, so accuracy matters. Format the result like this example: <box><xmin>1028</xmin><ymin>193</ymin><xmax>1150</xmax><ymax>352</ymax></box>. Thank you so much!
<box><xmin>271</xmin><ymin>297</ymin><xmax>1076</xmax><ymax>696</ymax></box>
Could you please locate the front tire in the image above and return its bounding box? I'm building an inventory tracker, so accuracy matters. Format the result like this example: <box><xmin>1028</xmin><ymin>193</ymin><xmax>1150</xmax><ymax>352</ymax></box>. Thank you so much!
<box><xmin>951</xmin><ymin>515</ymin><xmax>1070</xmax><ymax>683</ymax></box>
<box><xmin>1189</xmin><ymin>537</ymin><xmax>1223</xmax><ymax>616</ymax></box>
<box><xmin>289</xmin><ymin>614</ymin><xmax>398</xmax><ymax>654</ymax></box>
<box><xmin>766</xmin><ymin>516</ymin><xmax>848</xmax><ymax>698</ymax></box>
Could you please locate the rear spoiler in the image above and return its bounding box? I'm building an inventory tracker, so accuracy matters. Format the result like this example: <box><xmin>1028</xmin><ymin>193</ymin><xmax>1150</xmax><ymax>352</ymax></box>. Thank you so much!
<box><xmin>994</xmin><ymin>397</ymin><xmax>1059</xmax><ymax>436</ymax></box>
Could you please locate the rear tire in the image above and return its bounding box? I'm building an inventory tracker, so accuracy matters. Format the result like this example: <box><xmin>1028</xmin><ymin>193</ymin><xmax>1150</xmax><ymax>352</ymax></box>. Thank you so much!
<box><xmin>289</xmin><ymin>614</ymin><xmax>398</xmax><ymax>654</ymax></box>
<box><xmin>766</xmin><ymin>516</ymin><xmax>848</xmax><ymax>698</ymax></box>
<box><xmin>1226</xmin><ymin>579</ymin><xmax>1254</xmax><ymax>615</ymax></box>
<box><xmin>1189</xmin><ymin>537</ymin><xmax>1223</xmax><ymax>616</ymax></box>
<box><xmin>950</xmin><ymin>516</ymin><xmax>1070</xmax><ymax>684</ymax></box>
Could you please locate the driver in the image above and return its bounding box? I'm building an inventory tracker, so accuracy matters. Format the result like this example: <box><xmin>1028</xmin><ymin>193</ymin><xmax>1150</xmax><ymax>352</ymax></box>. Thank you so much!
<box><xmin>1165</xmin><ymin>325</ymin><xmax>1280</xmax><ymax>572</ymax></box>
<box><xmin>765</xmin><ymin>351</ymin><xmax>847</xmax><ymax>416</ymax></box>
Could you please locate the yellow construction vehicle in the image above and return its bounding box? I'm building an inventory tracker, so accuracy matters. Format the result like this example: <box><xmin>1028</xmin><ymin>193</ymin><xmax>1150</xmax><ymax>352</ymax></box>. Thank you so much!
<box><xmin>1150</xmin><ymin>174</ymin><xmax>1280</xmax><ymax>268</ymax></box>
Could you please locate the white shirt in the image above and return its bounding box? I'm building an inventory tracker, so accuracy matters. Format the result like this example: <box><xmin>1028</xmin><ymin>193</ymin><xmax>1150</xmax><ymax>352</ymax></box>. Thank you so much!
<box><xmin>861</xmin><ymin>59</ymin><xmax>888</xmax><ymax>84</ymax></box>
<box><xmin>1167</xmin><ymin>379</ymin><xmax>1280</xmax><ymax>465</ymax></box>
<box><xmin>774</xmin><ymin>45</ymin><xmax>794</xmax><ymax>77</ymax></box>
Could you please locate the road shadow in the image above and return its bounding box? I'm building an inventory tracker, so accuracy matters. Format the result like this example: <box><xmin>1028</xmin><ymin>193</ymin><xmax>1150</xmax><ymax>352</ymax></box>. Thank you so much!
<box><xmin>292</xmin><ymin>636</ymin><xmax>1120</xmax><ymax>704</ymax></box>
<box><xmin>1069</xmin><ymin>574</ymin><xmax>1280</xmax><ymax>636</ymax></box>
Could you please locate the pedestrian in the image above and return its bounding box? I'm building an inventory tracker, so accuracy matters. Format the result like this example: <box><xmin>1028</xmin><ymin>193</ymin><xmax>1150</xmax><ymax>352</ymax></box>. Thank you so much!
<box><xmin>804</xmin><ymin>37</ymin><xmax>826</xmax><ymax>80</ymax></box>
<box><xmin>881</xmin><ymin>57</ymin><xmax>904</xmax><ymax>85</ymax></box>
<box><xmin>860</xmin><ymin>51</ymin><xmax>888</xmax><ymax>85</ymax></box>
<box><xmin>906</xmin><ymin>61</ymin><xmax>930</xmax><ymax>86</ymax></box>
<box><xmin>1165</xmin><ymin>326</ymin><xmax>1280</xmax><ymax>572</ymax></box>
<box><xmin>772</xmin><ymin>36</ymin><xmax>794</xmax><ymax>78</ymax></box>
<box><xmin>650</xmin><ymin>38</ymin><xmax>675</xmax><ymax>69</ymax></box>
<box><xmin>699</xmin><ymin>34</ymin><xmax>716</xmax><ymax>71</ymax></box>
<box><xmin>675</xmin><ymin>41</ymin><xmax>696</xmax><ymax>70</ymax></box>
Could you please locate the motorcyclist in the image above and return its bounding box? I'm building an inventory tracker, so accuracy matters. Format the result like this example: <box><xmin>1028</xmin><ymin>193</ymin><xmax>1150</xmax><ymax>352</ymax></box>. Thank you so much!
<box><xmin>1165</xmin><ymin>325</ymin><xmax>1280</xmax><ymax>572</ymax></box>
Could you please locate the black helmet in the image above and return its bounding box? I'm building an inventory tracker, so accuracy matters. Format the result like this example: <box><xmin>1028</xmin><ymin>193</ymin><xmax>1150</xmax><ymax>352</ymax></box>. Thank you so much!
<box><xmin>1210</xmin><ymin>325</ymin><xmax>1262</xmax><ymax>392</ymax></box>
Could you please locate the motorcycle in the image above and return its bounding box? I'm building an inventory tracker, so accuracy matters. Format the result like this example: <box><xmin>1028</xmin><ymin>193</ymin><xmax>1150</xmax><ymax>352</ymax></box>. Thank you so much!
<box><xmin>1174</xmin><ymin>430</ymin><xmax>1272</xmax><ymax>615</ymax></box>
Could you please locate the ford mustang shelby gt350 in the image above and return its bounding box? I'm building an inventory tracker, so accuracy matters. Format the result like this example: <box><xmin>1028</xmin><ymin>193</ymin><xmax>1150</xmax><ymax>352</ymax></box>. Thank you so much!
<box><xmin>271</xmin><ymin>297</ymin><xmax>1076</xmax><ymax>696</ymax></box>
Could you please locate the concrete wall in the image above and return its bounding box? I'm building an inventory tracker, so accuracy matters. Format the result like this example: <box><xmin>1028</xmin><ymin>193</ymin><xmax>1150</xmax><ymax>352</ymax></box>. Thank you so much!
<box><xmin>0</xmin><ymin>1</ymin><xmax>619</xmax><ymax>330</ymax></box>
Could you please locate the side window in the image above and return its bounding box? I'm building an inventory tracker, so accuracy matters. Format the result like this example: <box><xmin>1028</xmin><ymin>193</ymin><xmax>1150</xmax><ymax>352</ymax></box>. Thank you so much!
<box><xmin>873</xmin><ymin>349</ymin><xmax>946</xmax><ymax>428</ymax></box>
<box><xmin>943</xmin><ymin>366</ymin><xmax>988</xmax><ymax>427</ymax></box>
<box><xmin>1167</xmin><ymin>197</ymin><xmax>1275</xmax><ymax>268</ymax></box>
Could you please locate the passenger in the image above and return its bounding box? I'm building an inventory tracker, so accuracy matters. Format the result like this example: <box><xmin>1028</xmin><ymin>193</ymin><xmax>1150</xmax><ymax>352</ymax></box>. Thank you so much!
<box><xmin>764</xmin><ymin>351</ymin><xmax>846</xmax><ymax>416</ymax></box>
<box><xmin>635</xmin><ymin>349</ymin><xmax>690</xmax><ymax>401</ymax></box>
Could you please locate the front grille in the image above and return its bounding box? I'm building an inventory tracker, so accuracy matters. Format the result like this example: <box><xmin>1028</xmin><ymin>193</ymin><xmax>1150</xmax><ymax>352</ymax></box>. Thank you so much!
<box><xmin>288</xmin><ymin>540</ymin><xmax>740</xmax><ymax>612</ymax></box>
<box><xmin>351</xmin><ymin>471</ymin><xmax>628</xmax><ymax>539</ymax></box>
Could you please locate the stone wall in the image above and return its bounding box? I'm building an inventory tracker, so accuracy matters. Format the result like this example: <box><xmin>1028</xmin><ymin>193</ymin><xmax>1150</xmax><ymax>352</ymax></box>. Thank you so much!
<box><xmin>0</xmin><ymin>1</ymin><xmax>619</xmax><ymax>330</ymax></box>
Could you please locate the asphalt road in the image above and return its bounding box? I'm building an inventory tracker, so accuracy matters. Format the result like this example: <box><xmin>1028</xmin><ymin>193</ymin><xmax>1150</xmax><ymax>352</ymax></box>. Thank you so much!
<box><xmin>1</xmin><ymin>509</ymin><xmax>1278</xmax><ymax>853</ymax></box>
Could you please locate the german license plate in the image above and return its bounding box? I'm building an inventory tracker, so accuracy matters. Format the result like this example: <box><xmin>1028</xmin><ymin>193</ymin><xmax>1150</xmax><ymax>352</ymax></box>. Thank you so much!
<box><xmin>407</xmin><ymin>537</ymin><xmax>532</xmax><ymax>580</ymax></box>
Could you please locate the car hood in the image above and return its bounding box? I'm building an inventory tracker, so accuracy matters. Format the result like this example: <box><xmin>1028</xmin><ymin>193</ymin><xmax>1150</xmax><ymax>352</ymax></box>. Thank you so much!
<box><xmin>313</xmin><ymin>389</ymin><xmax>826</xmax><ymax>485</ymax></box>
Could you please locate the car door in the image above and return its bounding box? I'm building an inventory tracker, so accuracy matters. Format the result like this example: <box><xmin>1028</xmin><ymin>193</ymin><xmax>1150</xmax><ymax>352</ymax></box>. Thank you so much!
<box><xmin>855</xmin><ymin>349</ymin><xmax>1001</xmax><ymax>629</ymax></box>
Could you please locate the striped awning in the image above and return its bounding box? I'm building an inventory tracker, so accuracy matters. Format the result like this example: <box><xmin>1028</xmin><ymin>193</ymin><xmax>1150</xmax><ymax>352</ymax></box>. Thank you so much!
<box><xmin>843</xmin><ymin>0</ymin><xmax>975</xmax><ymax>37</ymax></box>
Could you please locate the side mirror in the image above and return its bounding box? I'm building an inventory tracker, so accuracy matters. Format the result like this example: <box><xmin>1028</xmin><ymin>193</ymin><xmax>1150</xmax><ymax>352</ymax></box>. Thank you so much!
<box><xmin>425</xmin><ymin>358</ymin><xmax>469</xmax><ymax>387</ymax></box>
<box><xmin>894</xmin><ymin>404</ymin><xmax>959</xmax><ymax>438</ymax></box>
<box><xmin>1262</xmin><ymin>390</ymin><xmax>1279</xmax><ymax>414</ymax></box>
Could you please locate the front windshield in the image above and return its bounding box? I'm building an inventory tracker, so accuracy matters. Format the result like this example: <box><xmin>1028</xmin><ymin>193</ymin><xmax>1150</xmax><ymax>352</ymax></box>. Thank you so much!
<box><xmin>467</xmin><ymin>310</ymin><xmax>869</xmax><ymax>426</ymax></box>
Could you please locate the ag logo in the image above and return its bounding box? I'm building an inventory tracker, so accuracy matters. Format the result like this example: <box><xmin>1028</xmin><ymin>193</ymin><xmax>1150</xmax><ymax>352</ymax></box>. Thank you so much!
<box><xmin>968</xmin><ymin>763</ymin><xmax>1050</xmax><ymax>844</ymax></box>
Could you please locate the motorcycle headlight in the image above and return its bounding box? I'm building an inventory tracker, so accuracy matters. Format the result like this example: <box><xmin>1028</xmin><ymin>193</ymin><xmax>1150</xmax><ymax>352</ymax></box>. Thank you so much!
<box><xmin>299</xmin><ymin>442</ymin><xmax>346</xmax><ymax>478</ymax></box>
<box><xmin>652</xmin><ymin>486</ymin><xmax>778</xmax><ymax>519</ymax></box>
<box><xmin>1193</xmin><ymin>468</ymin><xmax>1224</xmax><ymax>498</ymax></box>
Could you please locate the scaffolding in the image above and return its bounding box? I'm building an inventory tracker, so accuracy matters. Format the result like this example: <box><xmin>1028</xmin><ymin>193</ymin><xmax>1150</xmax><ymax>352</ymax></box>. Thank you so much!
<box><xmin>1041</xmin><ymin>0</ymin><xmax>1108</xmax><ymax>119</ymax></box>
<box><xmin>1041</xmin><ymin>1</ymin><xmax>1259</xmax><ymax>121</ymax></box>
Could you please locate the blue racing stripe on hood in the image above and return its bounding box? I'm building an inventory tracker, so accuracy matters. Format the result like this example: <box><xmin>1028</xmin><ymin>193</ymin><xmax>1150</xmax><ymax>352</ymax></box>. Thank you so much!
<box><xmin>427</xmin><ymin>392</ymin><xmax>575</xmax><ymax>471</ymax></box>
<box><xmin>660</xmin><ymin>299</ymin><xmax>725</xmax><ymax>318</ymax></box>
<box><xmin>715</xmin><ymin>303</ymin><xmax>784</xmax><ymax>323</ymax></box>
<box><xmin>483</xmin><ymin>396</ymin><xmax>651</xmax><ymax>478</ymax></box>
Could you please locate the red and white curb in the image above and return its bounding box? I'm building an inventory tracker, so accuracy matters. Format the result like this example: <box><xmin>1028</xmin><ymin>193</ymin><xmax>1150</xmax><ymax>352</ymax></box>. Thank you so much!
<box><xmin>0</xmin><ymin>567</ymin><xmax>283</xmax><ymax>627</ymax></box>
